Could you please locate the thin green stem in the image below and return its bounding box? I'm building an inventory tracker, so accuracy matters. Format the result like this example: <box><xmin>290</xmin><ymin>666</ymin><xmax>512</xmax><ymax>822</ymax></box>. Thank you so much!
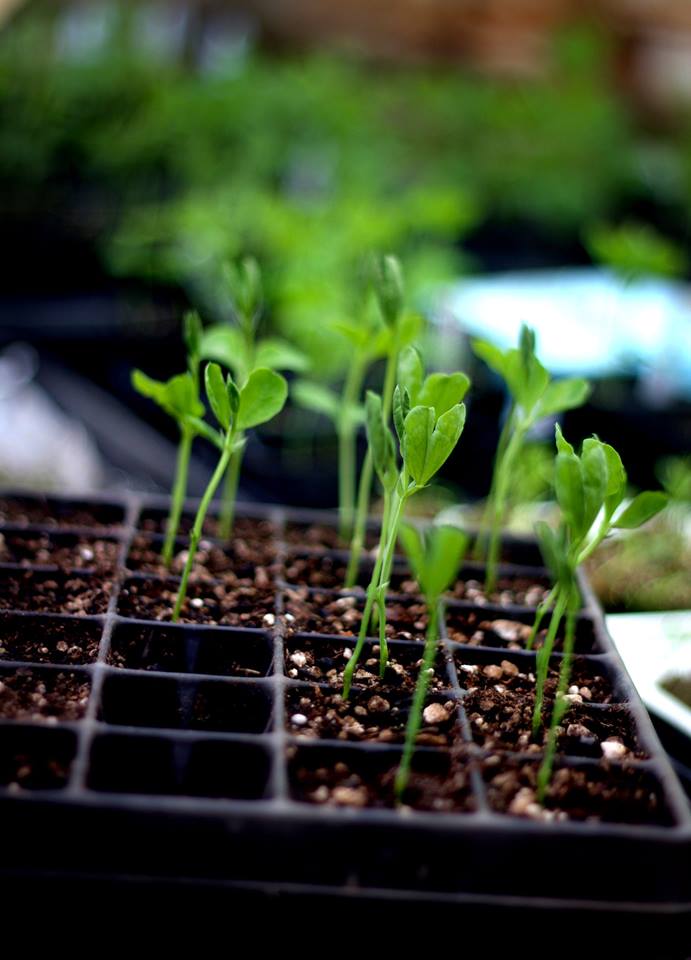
<box><xmin>531</xmin><ymin>588</ymin><xmax>567</xmax><ymax>738</ymax></box>
<box><xmin>395</xmin><ymin>601</ymin><xmax>440</xmax><ymax>802</ymax></box>
<box><xmin>219</xmin><ymin>436</ymin><xmax>245</xmax><ymax>541</ymax></box>
<box><xmin>473</xmin><ymin>407</ymin><xmax>513</xmax><ymax>561</ymax></box>
<box><xmin>374</xmin><ymin>488</ymin><xmax>408</xmax><ymax>675</ymax></box>
<box><xmin>536</xmin><ymin>607</ymin><xmax>576</xmax><ymax>804</ymax></box>
<box><xmin>162</xmin><ymin>424</ymin><xmax>193</xmax><ymax>569</ymax></box>
<box><xmin>337</xmin><ymin>356</ymin><xmax>367</xmax><ymax>542</ymax></box>
<box><xmin>172</xmin><ymin>434</ymin><xmax>234</xmax><ymax>622</ymax></box>
<box><xmin>525</xmin><ymin>585</ymin><xmax>557</xmax><ymax>651</ymax></box>
<box><xmin>485</xmin><ymin>425</ymin><xmax>525</xmax><ymax>596</ymax></box>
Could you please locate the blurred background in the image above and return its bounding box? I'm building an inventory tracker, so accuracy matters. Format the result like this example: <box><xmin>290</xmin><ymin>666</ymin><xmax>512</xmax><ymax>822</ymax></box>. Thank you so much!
<box><xmin>0</xmin><ymin>0</ymin><xmax>690</xmax><ymax>614</ymax></box>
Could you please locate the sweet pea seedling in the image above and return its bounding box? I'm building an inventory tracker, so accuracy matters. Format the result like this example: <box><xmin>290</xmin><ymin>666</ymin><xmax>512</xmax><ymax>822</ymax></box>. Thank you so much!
<box><xmin>200</xmin><ymin>257</ymin><xmax>307</xmax><ymax>539</ymax></box>
<box><xmin>394</xmin><ymin>521</ymin><xmax>468</xmax><ymax>800</ymax></box>
<box><xmin>473</xmin><ymin>325</ymin><xmax>590</xmax><ymax>595</ymax></box>
<box><xmin>531</xmin><ymin>425</ymin><xmax>668</xmax><ymax>801</ymax></box>
<box><xmin>131</xmin><ymin>311</ymin><xmax>207</xmax><ymax>568</ymax></box>
<box><xmin>171</xmin><ymin>362</ymin><xmax>287</xmax><ymax>621</ymax></box>
<box><xmin>342</xmin><ymin>357</ymin><xmax>469</xmax><ymax>698</ymax></box>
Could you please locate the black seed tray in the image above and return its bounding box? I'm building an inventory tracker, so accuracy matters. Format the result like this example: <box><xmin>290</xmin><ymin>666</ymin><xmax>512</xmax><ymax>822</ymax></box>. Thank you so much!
<box><xmin>0</xmin><ymin>490</ymin><xmax>689</xmax><ymax>929</ymax></box>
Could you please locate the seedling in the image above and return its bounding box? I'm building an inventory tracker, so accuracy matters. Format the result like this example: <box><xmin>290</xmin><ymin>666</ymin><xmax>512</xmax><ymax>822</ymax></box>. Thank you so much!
<box><xmin>473</xmin><ymin>325</ymin><xmax>590</xmax><ymax>595</ymax></box>
<box><xmin>531</xmin><ymin>425</ymin><xmax>668</xmax><ymax>799</ymax></box>
<box><xmin>342</xmin><ymin>354</ymin><xmax>470</xmax><ymax>698</ymax></box>
<box><xmin>131</xmin><ymin>311</ymin><xmax>208</xmax><ymax>568</ymax></box>
<box><xmin>200</xmin><ymin>257</ymin><xmax>307</xmax><ymax>539</ymax></box>
<box><xmin>172</xmin><ymin>362</ymin><xmax>287</xmax><ymax>621</ymax></box>
<box><xmin>395</xmin><ymin>521</ymin><xmax>468</xmax><ymax>800</ymax></box>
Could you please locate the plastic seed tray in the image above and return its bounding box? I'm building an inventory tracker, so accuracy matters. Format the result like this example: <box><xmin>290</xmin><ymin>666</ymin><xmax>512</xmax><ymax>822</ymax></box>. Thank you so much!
<box><xmin>0</xmin><ymin>490</ymin><xmax>689</xmax><ymax>925</ymax></box>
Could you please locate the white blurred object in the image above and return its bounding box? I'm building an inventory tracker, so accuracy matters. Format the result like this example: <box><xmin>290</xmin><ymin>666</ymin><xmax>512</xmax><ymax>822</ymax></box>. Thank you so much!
<box><xmin>0</xmin><ymin>344</ymin><xmax>104</xmax><ymax>492</ymax></box>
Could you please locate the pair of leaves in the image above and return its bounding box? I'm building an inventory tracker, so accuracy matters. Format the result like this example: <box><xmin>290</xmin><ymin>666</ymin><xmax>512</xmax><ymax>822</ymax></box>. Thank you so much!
<box><xmin>402</xmin><ymin>402</ymin><xmax>467</xmax><ymax>487</ymax></box>
<box><xmin>398</xmin><ymin>346</ymin><xmax>470</xmax><ymax>416</ymax></box>
<box><xmin>399</xmin><ymin>522</ymin><xmax>468</xmax><ymax>601</ymax></box>
<box><xmin>201</xmin><ymin>324</ymin><xmax>308</xmax><ymax>384</ymax></box>
<box><xmin>132</xmin><ymin>370</ymin><xmax>204</xmax><ymax>424</ymax></box>
<box><xmin>205</xmin><ymin>363</ymin><xmax>288</xmax><ymax>434</ymax></box>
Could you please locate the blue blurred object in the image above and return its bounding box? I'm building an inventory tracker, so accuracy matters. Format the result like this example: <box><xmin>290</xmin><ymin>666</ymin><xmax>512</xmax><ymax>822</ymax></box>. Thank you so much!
<box><xmin>443</xmin><ymin>268</ymin><xmax>691</xmax><ymax>402</ymax></box>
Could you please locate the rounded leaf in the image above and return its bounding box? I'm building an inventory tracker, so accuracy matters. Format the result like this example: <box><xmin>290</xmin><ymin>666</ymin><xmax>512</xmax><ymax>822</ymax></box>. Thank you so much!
<box><xmin>237</xmin><ymin>367</ymin><xmax>288</xmax><ymax>430</ymax></box>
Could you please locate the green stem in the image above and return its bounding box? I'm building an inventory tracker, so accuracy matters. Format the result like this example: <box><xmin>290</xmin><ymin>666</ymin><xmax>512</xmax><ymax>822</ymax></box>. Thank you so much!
<box><xmin>485</xmin><ymin>424</ymin><xmax>525</xmax><ymax>596</ymax></box>
<box><xmin>531</xmin><ymin>588</ymin><xmax>567</xmax><ymax>738</ymax></box>
<box><xmin>375</xmin><ymin>488</ymin><xmax>409</xmax><ymax>675</ymax></box>
<box><xmin>172</xmin><ymin>434</ymin><xmax>234</xmax><ymax>622</ymax></box>
<box><xmin>345</xmin><ymin>340</ymin><xmax>400</xmax><ymax>587</ymax></box>
<box><xmin>473</xmin><ymin>407</ymin><xmax>513</xmax><ymax>561</ymax></box>
<box><xmin>337</xmin><ymin>356</ymin><xmax>367</xmax><ymax>542</ymax></box>
<box><xmin>395</xmin><ymin>600</ymin><xmax>440</xmax><ymax>802</ymax></box>
<box><xmin>537</xmin><ymin>607</ymin><xmax>577</xmax><ymax>804</ymax></box>
<box><xmin>162</xmin><ymin>425</ymin><xmax>193</xmax><ymax>569</ymax></box>
<box><xmin>219</xmin><ymin>436</ymin><xmax>244</xmax><ymax>541</ymax></box>
<box><xmin>525</xmin><ymin>585</ymin><xmax>557</xmax><ymax>651</ymax></box>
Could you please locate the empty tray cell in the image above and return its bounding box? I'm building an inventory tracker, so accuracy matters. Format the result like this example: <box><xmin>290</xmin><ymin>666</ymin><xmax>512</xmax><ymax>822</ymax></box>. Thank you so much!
<box><xmin>286</xmin><ymin>683</ymin><xmax>458</xmax><ymax>746</ymax></box>
<box><xmin>109</xmin><ymin>622</ymin><xmax>273</xmax><ymax>678</ymax></box>
<box><xmin>99</xmin><ymin>673</ymin><xmax>273</xmax><ymax>734</ymax></box>
<box><xmin>0</xmin><ymin>666</ymin><xmax>90</xmax><ymax>723</ymax></box>
<box><xmin>185</xmin><ymin>740</ymin><xmax>271</xmax><ymax>799</ymax></box>
<box><xmin>0</xmin><ymin>614</ymin><xmax>102</xmax><ymax>665</ymax></box>
<box><xmin>285</xmin><ymin>634</ymin><xmax>449</xmax><ymax>693</ymax></box>
<box><xmin>282</xmin><ymin>588</ymin><xmax>428</xmax><ymax>642</ymax></box>
<box><xmin>0</xmin><ymin>725</ymin><xmax>76</xmax><ymax>790</ymax></box>
<box><xmin>126</xmin><ymin>534</ymin><xmax>276</xmax><ymax>584</ymax></box>
<box><xmin>0</xmin><ymin>496</ymin><xmax>124</xmax><ymax>530</ymax></box>
<box><xmin>445</xmin><ymin>605</ymin><xmax>599</xmax><ymax>654</ymax></box>
<box><xmin>284</xmin><ymin>520</ymin><xmax>379</xmax><ymax>551</ymax></box>
<box><xmin>0</xmin><ymin>571</ymin><xmax>111</xmax><ymax>616</ymax></box>
<box><xmin>136</xmin><ymin>508</ymin><xmax>276</xmax><ymax>543</ymax></box>
<box><xmin>450</xmin><ymin>567</ymin><xmax>552</xmax><ymax>608</ymax></box>
<box><xmin>288</xmin><ymin>744</ymin><xmax>475</xmax><ymax>813</ymax></box>
<box><xmin>496</xmin><ymin>537</ymin><xmax>545</xmax><ymax>567</ymax></box>
<box><xmin>117</xmin><ymin>578</ymin><xmax>276</xmax><ymax>627</ymax></box>
<box><xmin>483</xmin><ymin>756</ymin><xmax>675</xmax><ymax>826</ymax></box>
<box><xmin>0</xmin><ymin>531</ymin><xmax>119</xmax><ymax>574</ymax></box>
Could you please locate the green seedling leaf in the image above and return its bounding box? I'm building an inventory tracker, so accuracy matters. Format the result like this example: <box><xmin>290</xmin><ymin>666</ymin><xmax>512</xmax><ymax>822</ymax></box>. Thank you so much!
<box><xmin>534</xmin><ymin>520</ymin><xmax>561</xmax><ymax>582</ymax></box>
<box><xmin>555</xmin><ymin>423</ymin><xmax>575</xmax><ymax>456</ymax></box>
<box><xmin>614</xmin><ymin>491</ymin><xmax>669</xmax><ymax>529</ymax></box>
<box><xmin>237</xmin><ymin>367</ymin><xmax>288</xmax><ymax>430</ymax></box>
<box><xmin>205</xmin><ymin>362</ymin><xmax>231</xmax><ymax>431</ymax></box>
<box><xmin>183</xmin><ymin>310</ymin><xmax>203</xmax><ymax>362</ymax></box>
<box><xmin>424</xmin><ymin>524</ymin><xmax>468</xmax><ymax>598</ymax></box>
<box><xmin>581</xmin><ymin>438</ymin><xmax>608</xmax><ymax>533</ymax></box>
<box><xmin>472</xmin><ymin>338</ymin><xmax>506</xmax><ymax>379</ymax></box>
<box><xmin>398</xmin><ymin>523</ymin><xmax>426</xmax><ymax>589</ymax></box>
<box><xmin>132</xmin><ymin>369</ymin><xmax>168</xmax><ymax>407</ymax></box>
<box><xmin>398</xmin><ymin>345</ymin><xmax>424</xmax><ymax>405</ymax></box>
<box><xmin>420</xmin><ymin>403</ymin><xmax>466</xmax><ymax>485</ymax></box>
<box><xmin>132</xmin><ymin>370</ymin><xmax>203</xmax><ymax>422</ymax></box>
<box><xmin>602</xmin><ymin>442</ymin><xmax>627</xmax><ymax>517</ymax></box>
<box><xmin>226</xmin><ymin>256</ymin><xmax>262</xmax><ymax>327</ymax></box>
<box><xmin>365</xmin><ymin>391</ymin><xmax>397</xmax><ymax>492</ymax></box>
<box><xmin>402</xmin><ymin>405</ymin><xmax>435</xmax><ymax>486</ymax></box>
<box><xmin>555</xmin><ymin>450</ymin><xmax>584</xmax><ymax>535</ymax></box>
<box><xmin>417</xmin><ymin>371</ymin><xmax>471</xmax><ymax>417</ymax></box>
<box><xmin>374</xmin><ymin>254</ymin><xmax>404</xmax><ymax>328</ymax></box>
<box><xmin>292</xmin><ymin>380</ymin><xmax>340</xmax><ymax>422</ymax></box>
<box><xmin>256</xmin><ymin>338</ymin><xmax>309</xmax><ymax>373</ymax></box>
<box><xmin>537</xmin><ymin>378</ymin><xmax>591</xmax><ymax>418</ymax></box>
<box><xmin>392</xmin><ymin>384</ymin><xmax>410</xmax><ymax>445</ymax></box>
<box><xmin>200</xmin><ymin>325</ymin><xmax>248</xmax><ymax>381</ymax></box>
<box><xmin>333</xmin><ymin>320</ymin><xmax>369</xmax><ymax>350</ymax></box>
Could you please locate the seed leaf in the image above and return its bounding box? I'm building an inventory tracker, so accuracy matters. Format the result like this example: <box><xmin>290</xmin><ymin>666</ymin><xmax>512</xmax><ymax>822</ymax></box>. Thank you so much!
<box><xmin>419</xmin><ymin>403</ymin><xmax>466</xmax><ymax>485</ymax></box>
<box><xmin>402</xmin><ymin>405</ymin><xmax>434</xmax><ymax>486</ymax></box>
<box><xmin>398</xmin><ymin>345</ymin><xmax>424</xmax><ymax>405</ymax></box>
<box><xmin>205</xmin><ymin>362</ymin><xmax>231</xmax><ymax>430</ymax></box>
<box><xmin>581</xmin><ymin>438</ymin><xmax>608</xmax><ymax>533</ymax></box>
<box><xmin>537</xmin><ymin>378</ymin><xmax>591</xmax><ymax>418</ymax></box>
<box><xmin>237</xmin><ymin>367</ymin><xmax>288</xmax><ymax>430</ymax></box>
<box><xmin>365</xmin><ymin>391</ymin><xmax>397</xmax><ymax>492</ymax></box>
<box><xmin>132</xmin><ymin>370</ymin><xmax>203</xmax><ymax>422</ymax></box>
<box><xmin>555</xmin><ymin>423</ymin><xmax>575</xmax><ymax>456</ymax></box>
<box><xmin>555</xmin><ymin>450</ymin><xmax>584</xmax><ymax>536</ymax></box>
<box><xmin>613</xmin><ymin>491</ymin><xmax>669</xmax><ymax>529</ymax></box>
<box><xmin>424</xmin><ymin>524</ymin><xmax>468</xmax><ymax>598</ymax></box>
<box><xmin>417</xmin><ymin>371</ymin><xmax>471</xmax><ymax>418</ymax></box>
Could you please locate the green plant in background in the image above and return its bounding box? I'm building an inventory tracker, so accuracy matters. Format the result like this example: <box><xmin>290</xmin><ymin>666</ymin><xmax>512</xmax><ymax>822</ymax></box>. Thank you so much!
<box><xmin>472</xmin><ymin>326</ymin><xmax>590</xmax><ymax>596</ymax></box>
<box><xmin>342</xmin><ymin>356</ymin><xmax>470</xmax><ymax>697</ymax></box>
<box><xmin>529</xmin><ymin>426</ymin><xmax>668</xmax><ymax>801</ymax></box>
<box><xmin>585</xmin><ymin>222</ymin><xmax>688</xmax><ymax>282</ymax></box>
<box><xmin>172</xmin><ymin>362</ymin><xmax>287</xmax><ymax>621</ymax></box>
<box><xmin>395</xmin><ymin>521</ymin><xmax>468</xmax><ymax>800</ymax></box>
<box><xmin>131</xmin><ymin>311</ymin><xmax>207</xmax><ymax>567</ymax></box>
<box><xmin>199</xmin><ymin>257</ymin><xmax>307</xmax><ymax>539</ymax></box>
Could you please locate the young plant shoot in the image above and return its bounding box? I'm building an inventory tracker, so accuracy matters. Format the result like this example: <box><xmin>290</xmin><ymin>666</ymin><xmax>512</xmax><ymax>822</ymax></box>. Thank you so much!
<box><xmin>342</xmin><ymin>355</ymin><xmax>470</xmax><ymax>698</ymax></box>
<box><xmin>530</xmin><ymin>425</ymin><xmax>668</xmax><ymax>801</ymax></box>
<box><xmin>395</xmin><ymin>522</ymin><xmax>468</xmax><ymax>800</ymax></box>
<box><xmin>172</xmin><ymin>361</ymin><xmax>287</xmax><ymax>621</ymax></box>
<box><xmin>473</xmin><ymin>325</ymin><xmax>590</xmax><ymax>596</ymax></box>
<box><xmin>200</xmin><ymin>257</ymin><xmax>307</xmax><ymax>540</ymax></box>
<box><xmin>131</xmin><ymin>311</ymin><xmax>206</xmax><ymax>568</ymax></box>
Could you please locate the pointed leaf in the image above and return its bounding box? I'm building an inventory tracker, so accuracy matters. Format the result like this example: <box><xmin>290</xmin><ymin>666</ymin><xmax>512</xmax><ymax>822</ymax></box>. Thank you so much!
<box><xmin>205</xmin><ymin>362</ymin><xmax>231</xmax><ymax>430</ymax></box>
<box><xmin>398</xmin><ymin>346</ymin><xmax>424</xmax><ymax>405</ymax></box>
<box><xmin>614</xmin><ymin>491</ymin><xmax>669</xmax><ymax>529</ymax></box>
<box><xmin>132</xmin><ymin>369</ymin><xmax>167</xmax><ymax>406</ymax></box>
<box><xmin>537</xmin><ymin>378</ymin><xmax>591</xmax><ymax>418</ymax></box>
<box><xmin>392</xmin><ymin>384</ymin><xmax>410</xmax><ymax>446</ymax></box>
<box><xmin>581</xmin><ymin>438</ymin><xmax>608</xmax><ymax>533</ymax></box>
<box><xmin>165</xmin><ymin>372</ymin><xmax>204</xmax><ymax>420</ymax></box>
<box><xmin>399</xmin><ymin>523</ymin><xmax>427</xmax><ymax>593</ymax></box>
<box><xmin>425</xmin><ymin>524</ymin><xmax>468</xmax><ymax>598</ymax></box>
<box><xmin>555</xmin><ymin>451</ymin><xmax>585</xmax><ymax>536</ymax></box>
<box><xmin>200</xmin><ymin>325</ymin><xmax>248</xmax><ymax>380</ymax></box>
<box><xmin>256</xmin><ymin>338</ymin><xmax>310</xmax><ymax>373</ymax></box>
<box><xmin>238</xmin><ymin>368</ymin><xmax>288</xmax><ymax>430</ymax></box>
<box><xmin>183</xmin><ymin>311</ymin><xmax>203</xmax><ymax>362</ymax></box>
<box><xmin>421</xmin><ymin>403</ymin><xmax>466</xmax><ymax>484</ymax></box>
<box><xmin>365</xmin><ymin>391</ymin><xmax>397</xmax><ymax>492</ymax></box>
<box><xmin>472</xmin><ymin>339</ymin><xmax>507</xmax><ymax>379</ymax></box>
<box><xmin>417</xmin><ymin>371</ymin><xmax>471</xmax><ymax>417</ymax></box>
<box><xmin>555</xmin><ymin>423</ymin><xmax>575</xmax><ymax>456</ymax></box>
<box><xmin>403</xmin><ymin>405</ymin><xmax>434</xmax><ymax>486</ymax></box>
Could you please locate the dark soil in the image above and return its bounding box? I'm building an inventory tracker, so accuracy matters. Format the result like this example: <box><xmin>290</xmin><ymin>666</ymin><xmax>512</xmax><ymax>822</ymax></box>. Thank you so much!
<box><xmin>461</xmin><ymin>658</ymin><xmax>640</xmax><ymax>758</ymax></box>
<box><xmin>0</xmin><ymin>733</ymin><xmax>74</xmax><ymax>790</ymax></box>
<box><xmin>0</xmin><ymin>532</ymin><xmax>119</xmax><ymax>574</ymax></box>
<box><xmin>284</xmin><ymin>636</ymin><xmax>449</xmax><ymax>692</ymax></box>
<box><xmin>137</xmin><ymin>511</ymin><xmax>276</xmax><ymax>542</ymax></box>
<box><xmin>445</xmin><ymin>607</ymin><xmax>596</xmax><ymax>654</ymax></box>
<box><xmin>0</xmin><ymin>668</ymin><xmax>90</xmax><ymax>722</ymax></box>
<box><xmin>117</xmin><ymin>578</ymin><xmax>276</xmax><ymax>627</ymax></box>
<box><xmin>281</xmin><ymin>587</ymin><xmax>428</xmax><ymax>641</ymax></box>
<box><xmin>483</xmin><ymin>756</ymin><xmax>671</xmax><ymax>824</ymax></box>
<box><xmin>0</xmin><ymin>572</ymin><xmax>111</xmax><ymax>615</ymax></box>
<box><xmin>284</xmin><ymin>522</ymin><xmax>379</xmax><ymax>551</ymax></box>
<box><xmin>288</xmin><ymin>746</ymin><xmax>475</xmax><ymax>812</ymax></box>
<box><xmin>287</xmin><ymin>684</ymin><xmax>458</xmax><ymax>745</ymax></box>
<box><xmin>126</xmin><ymin>535</ymin><xmax>276</xmax><ymax>584</ymax></box>
<box><xmin>450</xmin><ymin>574</ymin><xmax>551</xmax><ymax>608</ymax></box>
<box><xmin>0</xmin><ymin>498</ymin><xmax>122</xmax><ymax>530</ymax></box>
<box><xmin>0</xmin><ymin>617</ymin><xmax>101</xmax><ymax>664</ymax></box>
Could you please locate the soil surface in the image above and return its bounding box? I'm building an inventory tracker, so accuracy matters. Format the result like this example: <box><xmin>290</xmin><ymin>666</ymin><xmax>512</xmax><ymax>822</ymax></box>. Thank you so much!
<box><xmin>126</xmin><ymin>535</ymin><xmax>276</xmax><ymax>584</ymax></box>
<box><xmin>137</xmin><ymin>512</ymin><xmax>276</xmax><ymax>542</ymax></box>
<box><xmin>0</xmin><ymin>668</ymin><xmax>90</xmax><ymax>722</ymax></box>
<box><xmin>287</xmin><ymin>684</ymin><xmax>458</xmax><ymax>745</ymax></box>
<box><xmin>484</xmin><ymin>756</ymin><xmax>669</xmax><ymax>824</ymax></box>
<box><xmin>282</xmin><ymin>587</ymin><xmax>428</xmax><ymax>641</ymax></box>
<box><xmin>0</xmin><ymin>740</ymin><xmax>73</xmax><ymax>790</ymax></box>
<box><xmin>445</xmin><ymin>608</ymin><xmax>597</xmax><ymax>654</ymax></box>
<box><xmin>0</xmin><ymin>617</ymin><xmax>101</xmax><ymax>664</ymax></box>
<box><xmin>117</xmin><ymin>578</ymin><xmax>276</xmax><ymax>627</ymax></box>
<box><xmin>0</xmin><ymin>532</ymin><xmax>118</xmax><ymax>574</ymax></box>
<box><xmin>0</xmin><ymin>498</ymin><xmax>122</xmax><ymax>530</ymax></box>
<box><xmin>0</xmin><ymin>572</ymin><xmax>110</xmax><ymax>615</ymax></box>
<box><xmin>284</xmin><ymin>522</ymin><xmax>380</xmax><ymax>551</ymax></box>
<box><xmin>450</xmin><ymin>575</ymin><xmax>551</xmax><ymax>608</ymax></box>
